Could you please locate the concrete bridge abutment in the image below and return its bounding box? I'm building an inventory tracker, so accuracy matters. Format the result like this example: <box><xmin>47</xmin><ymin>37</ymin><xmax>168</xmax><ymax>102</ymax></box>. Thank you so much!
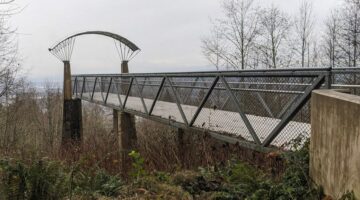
<box><xmin>310</xmin><ymin>90</ymin><xmax>360</xmax><ymax>198</ymax></box>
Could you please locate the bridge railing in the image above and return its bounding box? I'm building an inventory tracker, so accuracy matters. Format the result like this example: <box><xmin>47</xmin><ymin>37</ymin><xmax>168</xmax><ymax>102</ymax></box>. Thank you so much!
<box><xmin>71</xmin><ymin>68</ymin><xmax>360</xmax><ymax>151</ymax></box>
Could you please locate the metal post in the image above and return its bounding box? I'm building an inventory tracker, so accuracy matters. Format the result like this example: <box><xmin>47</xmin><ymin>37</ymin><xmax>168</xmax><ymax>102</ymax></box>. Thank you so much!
<box><xmin>325</xmin><ymin>67</ymin><xmax>332</xmax><ymax>89</ymax></box>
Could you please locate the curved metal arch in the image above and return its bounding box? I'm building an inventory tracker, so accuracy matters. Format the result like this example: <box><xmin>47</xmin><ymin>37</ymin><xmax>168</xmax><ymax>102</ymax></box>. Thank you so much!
<box><xmin>49</xmin><ymin>31</ymin><xmax>140</xmax><ymax>52</ymax></box>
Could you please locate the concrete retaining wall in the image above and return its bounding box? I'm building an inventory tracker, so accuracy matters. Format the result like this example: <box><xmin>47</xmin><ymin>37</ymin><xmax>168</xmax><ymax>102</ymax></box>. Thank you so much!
<box><xmin>310</xmin><ymin>90</ymin><xmax>360</xmax><ymax>198</ymax></box>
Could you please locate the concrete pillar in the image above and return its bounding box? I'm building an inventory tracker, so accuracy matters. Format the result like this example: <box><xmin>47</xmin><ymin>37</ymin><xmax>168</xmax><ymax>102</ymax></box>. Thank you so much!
<box><xmin>113</xmin><ymin>109</ymin><xmax>119</xmax><ymax>136</ymax></box>
<box><xmin>119</xmin><ymin>60</ymin><xmax>137</xmax><ymax>175</ymax></box>
<box><xmin>62</xmin><ymin>61</ymin><xmax>82</xmax><ymax>147</ymax></box>
<box><xmin>62</xmin><ymin>99</ymin><xmax>82</xmax><ymax>146</ymax></box>
<box><xmin>119</xmin><ymin>112</ymin><xmax>137</xmax><ymax>174</ymax></box>
<box><xmin>177</xmin><ymin>128</ymin><xmax>185</xmax><ymax>167</ymax></box>
<box><xmin>121</xmin><ymin>60</ymin><xmax>129</xmax><ymax>73</ymax></box>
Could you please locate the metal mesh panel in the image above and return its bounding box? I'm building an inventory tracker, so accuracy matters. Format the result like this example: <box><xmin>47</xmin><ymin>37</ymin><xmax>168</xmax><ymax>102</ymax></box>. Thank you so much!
<box><xmin>332</xmin><ymin>71</ymin><xmax>360</xmax><ymax>95</ymax></box>
<box><xmin>151</xmin><ymin>78</ymin><xmax>186</xmax><ymax>124</ymax></box>
<box><xmin>136</xmin><ymin>77</ymin><xmax>163</xmax><ymax>111</ymax></box>
<box><xmin>93</xmin><ymin>78</ymin><xmax>105</xmax><ymax>102</ymax></box>
<box><xmin>170</xmin><ymin>77</ymin><xmax>212</xmax><ymax>123</ymax></box>
<box><xmin>83</xmin><ymin>77</ymin><xmax>95</xmax><ymax>100</ymax></box>
<box><xmin>271</xmin><ymin>101</ymin><xmax>311</xmax><ymax>148</ymax></box>
<box><xmin>106</xmin><ymin>80</ymin><xmax>121</xmax><ymax>107</ymax></box>
<box><xmin>192</xmin><ymin>77</ymin><xmax>255</xmax><ymax>142</ymax></box>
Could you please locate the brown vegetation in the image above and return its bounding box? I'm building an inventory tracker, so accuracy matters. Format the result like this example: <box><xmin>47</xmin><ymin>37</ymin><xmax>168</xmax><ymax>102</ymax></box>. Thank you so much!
<box><xmin>0</xmin><ymin>84</ymin><xmax>284</xmax><ymax>177</ymax></box>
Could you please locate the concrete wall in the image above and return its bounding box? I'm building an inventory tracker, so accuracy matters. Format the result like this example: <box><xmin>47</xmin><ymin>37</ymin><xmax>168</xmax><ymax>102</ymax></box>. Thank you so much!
<box><xmin>310</xmin><ymin>90</ymin><xmax>360</xmax><ymax>198</ymax></box>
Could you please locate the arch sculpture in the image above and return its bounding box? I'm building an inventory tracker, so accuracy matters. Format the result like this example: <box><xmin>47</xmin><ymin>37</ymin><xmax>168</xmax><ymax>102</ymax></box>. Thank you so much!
<box><xmin>49</xmin><ymin>31</ymin><xmax>140</xmax><ymax>146</ymax></box>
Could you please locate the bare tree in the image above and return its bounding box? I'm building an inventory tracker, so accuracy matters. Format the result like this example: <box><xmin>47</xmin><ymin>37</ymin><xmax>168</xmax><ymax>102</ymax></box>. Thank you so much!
<box><xmin>336</xmin><ymin>0</ymin><xmax>360</xmax><ymax>68</ymax></box>
<box><xmin>202</xmin><ymin>26</ymin><xmax>227</xmax><ymax>70</ymax></box>
<box><xmin>202</xmin><ymin>0</ymin><xmax>261</xmax><ymax>70</ymax></box>
<box><xmin>257</xmin><ymin>6</ymin><xmax>291</xmax><ymax>69</ymax></box>
<box><xmin>294</xmin><ymin>0</ymin><xmax>315</xmax><ymax>68</ymax></box>
<box><xmin>0</xmin><ymin>0</ymin><xmax>21</xmax><ymax>102</ymax></box>
<box><xmin>322</xmin><ymin>10</ymin><xmax>341</xmax><ymax>68</ymax></box>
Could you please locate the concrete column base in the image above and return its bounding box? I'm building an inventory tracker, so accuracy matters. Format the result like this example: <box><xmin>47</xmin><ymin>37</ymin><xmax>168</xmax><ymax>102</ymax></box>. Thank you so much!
<box><xmin>177</xmin><ymin>128</ymin><xmax>185</xmax><ymax>167</ymax></box>
<box><xmin>62</xmin><ymin>98</ymin><xmax>82</xmax><ymax>147</ymax></box>
<box><xmin>119</xmin><ymin>112</ymin><xmax>137</xmax><ymax>175</ymax></box>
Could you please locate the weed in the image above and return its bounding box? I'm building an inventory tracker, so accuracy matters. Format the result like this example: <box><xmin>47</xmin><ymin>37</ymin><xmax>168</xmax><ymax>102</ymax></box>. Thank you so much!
<box><xmin>128</xmin><ymin>150</ymin><xmax>146</xmax><ymax>181</ymax></box>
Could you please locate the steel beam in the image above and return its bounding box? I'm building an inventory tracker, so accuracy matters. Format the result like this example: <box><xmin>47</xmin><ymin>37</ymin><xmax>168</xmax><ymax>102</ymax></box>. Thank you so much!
<box><xmin>189</xmin><ymin>76</ymin><xmax>219</xmax><ymax>126</ymax></box>
<box><xmin>105</xmin><ymin>77</ymin><xmax>113</xmax><ymax>103</ymax></box>
<box><xmin>122</xmin><ymin>77</ymin><xmax>134</xmax><ymax>109</ymax></box>
<box><xmin>133</xmin><ymin>77</ymin><xmax>149</xmax><ymax>115</ymax></box>
<box><xmin>113</xmin><ymin>79</ymin><xmax>123</xmax><ymax>109</ymax></box>
<box><xmin>166</xmin><ymin>76</ymin><xmax>189</xmax><ymax>125</ymax></box>
<box><xmin>81</xmin><ymin>77</ymin><xmax>85</xmax><ymax>98</ymax></box>
<box><xmin>262</xmin><ymin>75</ymin><xmax>326</xmax><ymax>147</ymax></box>
<box><xmin>220</xmin><ymin>76</ymin><xmax>261</xmax><ymax>144</ymax></box>
<box><xmin>91</xmin><ymin>77</ymin><xmax>98</xmax><ymax>100</ymax></box>
<box><xmin>149</xmin><ymin>77</ymin><xmax>166</xmax><ymax>115</ymax></box>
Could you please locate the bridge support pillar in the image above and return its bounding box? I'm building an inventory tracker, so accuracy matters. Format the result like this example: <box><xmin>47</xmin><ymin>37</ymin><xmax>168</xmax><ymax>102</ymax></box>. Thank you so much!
<box><xmin>62</xmin><ymin>99</ymin><xmax>82</xmax><ymax>146</ymax></box>
<box><xmin>121</xmin><ymin>60</ymin><xmax>129</xmax><ymax>73</ymax></box>
<box><xmin>113</xmin><ymin>109</ymin><xmax>119</xmax><ymax>136</ymax></box>
<box><xmin>177</xmin><ymin>128</ymin><xmax>185</xmax><ymax>167</ymax></box>
<box><xmin>119</xmin><ymin>111</ymin><xmax>137</xmax><ymax>175</ymax></box>
<box><xmin>62</xmin><ymin>61</ymin><xmax>82</xmax><ymax>148</ymax></box>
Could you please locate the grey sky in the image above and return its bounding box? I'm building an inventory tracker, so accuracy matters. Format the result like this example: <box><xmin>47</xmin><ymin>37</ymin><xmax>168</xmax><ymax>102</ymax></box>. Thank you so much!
<box><xmin>11</xmin><ymin>0</ymin><xmax>341</xmax><ymax>81</ymax></box>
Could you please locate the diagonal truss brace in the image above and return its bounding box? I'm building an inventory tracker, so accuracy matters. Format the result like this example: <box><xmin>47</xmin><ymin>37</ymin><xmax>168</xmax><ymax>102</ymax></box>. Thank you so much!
<box><xmin>149</xmin><ymin>77</ymin><xmax>166</xmax><ymax>115</ymax></box>
<box><xmin>189</xmin><ymin>76</ymin><xmax>220</xmax><ymax>127</ymax></box>
<box><xmin>123</xmin><ymin>77</ymin><xmax>134</xmax><ymax>110</ymax></box>
<box><xmin>91</xmin><ymin>77</ymin><xmax>98</xmax><ymax>100</ymax></box>
<box><xmin>133</xmin><ymin>77</ymin><xmax>149</xmax><ymax>115</ymax></box>
<box><xmin>220</xmin><ymin>76</ymin><xmax>262</xmax><ymax>144</ymax></box>
<box><xmin>166</xmin><ymin>76</ymin><xmax>189</xmax><ymax>126</ymax></box>
<box><xmin>73</xmin><ymin>77</ymin><xmax>77</xmax><ymax>96</ymax></box>
<box><xmin>113</xmin><ymin>78</ymin><xmax>124</xmax><ymax>109</ymax></box>
<box><xmin>261</xmin><ymin>75</ymin><xmax>326</xmax><ymax>147</ymax></box>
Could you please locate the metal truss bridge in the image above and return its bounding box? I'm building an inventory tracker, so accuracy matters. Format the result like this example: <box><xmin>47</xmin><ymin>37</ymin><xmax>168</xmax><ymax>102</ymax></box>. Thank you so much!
<box><xmin>47</xmin><ymin>31</ymin><xmax>360</xmax><ymax>152</ymax></box>
<box><xmin>71</xmin><ymin>67</ymin><xmax>360</xmax><ymax>152</ymax></box>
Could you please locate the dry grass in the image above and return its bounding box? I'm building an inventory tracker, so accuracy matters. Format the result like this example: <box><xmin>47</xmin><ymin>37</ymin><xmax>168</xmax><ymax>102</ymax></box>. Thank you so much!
<box><xmin>0</xmin><ymin>86</ymin><xmax>284</xmax><ymax>178</ymax></box>
<box><xmin>136</xmin><ymin>118</ymin><xmax>284</xmax><ymax>176</ymax></box>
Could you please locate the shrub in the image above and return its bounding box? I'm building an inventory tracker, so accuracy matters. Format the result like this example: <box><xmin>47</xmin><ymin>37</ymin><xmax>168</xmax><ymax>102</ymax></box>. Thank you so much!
<box><xmin>0</xmin><ymin>159</ymin><xmax>69</xmax><ymax>200</ymax></box>
<box><xmin>129</xmin><ymin>150</ymin><xmax>146</xmax><ymax>180</ymax></box>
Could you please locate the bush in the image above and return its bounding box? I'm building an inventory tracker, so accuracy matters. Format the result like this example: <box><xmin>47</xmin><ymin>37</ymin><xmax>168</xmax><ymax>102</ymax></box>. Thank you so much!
<box><xmin>0</xmin><ymin>158</ymin><xmax>123</xmax><ymax>199</ymax></box>
<box><xmin>0</xmin><ymin>159</ymin><xmax>68</xmax><ymax>200</ymax></box>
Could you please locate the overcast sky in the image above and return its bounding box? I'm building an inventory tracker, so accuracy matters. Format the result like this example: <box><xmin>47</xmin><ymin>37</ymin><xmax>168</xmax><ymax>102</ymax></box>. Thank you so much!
<box><xmin>10</xmin><ymin>0</ymin><xmax>341</xmax><ymax>81</ymax></box>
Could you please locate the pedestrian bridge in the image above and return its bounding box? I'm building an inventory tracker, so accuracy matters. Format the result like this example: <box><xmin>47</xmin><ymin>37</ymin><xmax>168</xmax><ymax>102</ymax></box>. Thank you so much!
<box><xmin>71</xmin><ymin>68</ymin><xmax>360</xmax><ymax>151</ymax></box>
<box><xmin>48</xmin><ymin>31</ymin><xmax>360</xmax><ymax>152</ymax></box>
